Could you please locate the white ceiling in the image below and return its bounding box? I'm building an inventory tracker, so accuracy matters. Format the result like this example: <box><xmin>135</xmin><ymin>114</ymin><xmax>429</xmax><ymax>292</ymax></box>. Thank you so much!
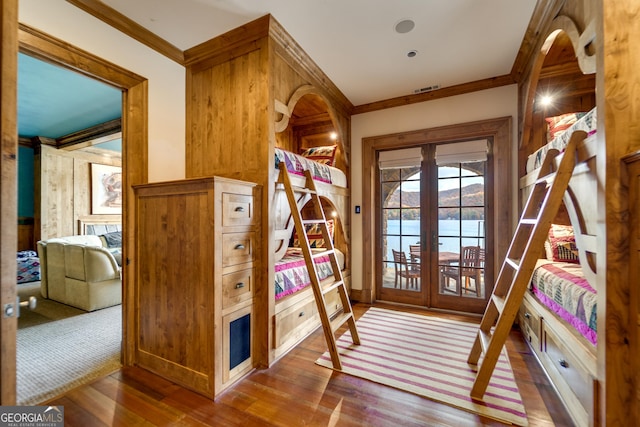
<box><xmin>102</xmin><ymin>0</ymin><xmax>537</xmax><ymax>106</ymax></box>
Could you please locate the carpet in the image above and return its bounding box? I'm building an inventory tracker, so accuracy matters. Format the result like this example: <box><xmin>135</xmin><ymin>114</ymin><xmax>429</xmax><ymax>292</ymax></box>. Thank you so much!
<box><xmin>315</xmin><ymin>307</ymin><xmax>528</xmax><ymax>426</ymax></box>
<box><xmin>17</xmin><ymin>302</ymin><xmax>122</xmax><ymax>406</ymax></box>
<box><xmin>18</xmin><ymin>283</ymin><xmax>87</xmax><ymax>329</ymax></box>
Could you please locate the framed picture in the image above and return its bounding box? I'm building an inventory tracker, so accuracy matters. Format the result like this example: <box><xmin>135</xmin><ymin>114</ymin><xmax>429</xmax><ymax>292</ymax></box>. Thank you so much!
<box><xmin>91</xmin><ymin>163</ymin><xmax>122</xmax><ymax>215</ymax></box>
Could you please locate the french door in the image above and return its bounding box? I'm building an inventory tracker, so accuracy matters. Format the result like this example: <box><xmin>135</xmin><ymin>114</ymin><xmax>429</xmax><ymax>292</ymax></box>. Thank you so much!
<box><xmin>376</xmin><ymin>142</ymin><xmax>492</xmax><ymax>313</ymax></box>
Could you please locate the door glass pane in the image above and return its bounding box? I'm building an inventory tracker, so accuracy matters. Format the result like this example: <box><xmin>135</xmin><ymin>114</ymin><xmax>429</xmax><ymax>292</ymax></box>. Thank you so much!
<box><xmin>437</xmin><ymin>161</ymin><xmax>486</xmax><ymax>298</ymax></box>
<box><xmin>381</xmin><ymin>167</ymin><xmax>421</xmax><ymax>292</ymax></box>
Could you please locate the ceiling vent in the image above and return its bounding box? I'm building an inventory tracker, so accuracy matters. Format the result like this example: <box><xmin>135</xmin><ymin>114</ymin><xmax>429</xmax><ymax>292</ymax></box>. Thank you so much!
<box><xmin>413</xmin><ymin>84</ymin><xmax>440</xmax><ymax>94</ymax></box>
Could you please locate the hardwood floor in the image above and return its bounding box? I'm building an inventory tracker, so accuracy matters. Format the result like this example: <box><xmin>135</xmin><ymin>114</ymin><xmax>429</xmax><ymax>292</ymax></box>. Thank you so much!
<box><xmin>45</xmin><ymin>303</ymin><xmax>574</xmax><ymax>426</ymax></box>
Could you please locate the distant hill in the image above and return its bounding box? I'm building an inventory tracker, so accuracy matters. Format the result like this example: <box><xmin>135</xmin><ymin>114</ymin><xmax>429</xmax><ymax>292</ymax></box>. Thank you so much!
<box><xmin>386</xmin><ymin>183</ymin><xmax>484</xmax><ymax>220</ymax></box>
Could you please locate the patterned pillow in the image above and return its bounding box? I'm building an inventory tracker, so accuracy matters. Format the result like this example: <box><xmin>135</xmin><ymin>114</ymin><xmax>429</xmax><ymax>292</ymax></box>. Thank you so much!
<box><xmin>545</xmin><ymin>224</ymin><xmax>580</xmax><ymax>263</ymax></box>
<box><xmin>300</xmin><ymin>145</ymin><xmax>337</xmax><ymax>167</ymax></box>
<box><xmin>292</xmin><ymin>219</ymin><xmax>335</xmax><ymax>248</ymax></box>
<box><xmin>545</xmin><ymin>112</ymin><xmax>585</xmax><ymax>142</ymax></box>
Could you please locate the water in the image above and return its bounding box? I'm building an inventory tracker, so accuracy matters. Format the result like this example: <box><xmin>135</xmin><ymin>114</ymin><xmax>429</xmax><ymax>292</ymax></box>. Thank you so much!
<box><xmin>384</xmin><ymin>219</ymin><xmax>484</xmax><ymax>261</ymax></box>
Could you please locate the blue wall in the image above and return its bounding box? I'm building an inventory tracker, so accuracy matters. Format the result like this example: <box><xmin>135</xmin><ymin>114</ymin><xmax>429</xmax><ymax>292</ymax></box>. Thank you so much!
<box><xmin>17</xmin><ymin>146</ymin><xmax>34</xmax><ymax>217</ymax></box>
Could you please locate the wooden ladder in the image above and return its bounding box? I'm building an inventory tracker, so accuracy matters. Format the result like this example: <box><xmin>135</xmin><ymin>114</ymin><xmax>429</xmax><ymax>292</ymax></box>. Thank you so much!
<box><xmin>278</xmin><ymin>164</ymin><xmax>360</xmax><ymax>370</ymax></box>
<box><xmin>467</xmin><ymin>130</ymin><xmax>586</xmax><ymax>399</ymax></box>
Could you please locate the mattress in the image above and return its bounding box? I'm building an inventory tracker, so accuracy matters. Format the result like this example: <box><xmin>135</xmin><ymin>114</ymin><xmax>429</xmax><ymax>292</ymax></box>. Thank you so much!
<box><xmin>526</xmin><ymin>107</ymin><xmax>598</xmax><ymax>173</ymax></box>
<box><xmin>274</xmin><ymin>148</ymin><xmax>347</xmax><ymax>187</ymax></box>
<box><xmin>530</xmin><ymin>259</ymin><xmax>597</xmax><ymax>345</ymax></box>
<box><xmin>275</xmin><ymin>247</ymin><xmax>345</xmax><ymax>300</ymax></box>
<box><xmin>17</xmin><ymin>250</ymin><xmax>40</xmax><ymax>284</ymax></box>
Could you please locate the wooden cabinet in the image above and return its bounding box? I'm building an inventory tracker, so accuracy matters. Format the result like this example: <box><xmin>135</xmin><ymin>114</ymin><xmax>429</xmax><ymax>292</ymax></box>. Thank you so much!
<box><xmin>519</xmin><ymin>291</ymin><xmax>596</xmax><ymax>426</ymax></box>
<box><xmin>133</xmin><ymin>176</ymin><xmax>260</xmax><ymax>398</ymax></box>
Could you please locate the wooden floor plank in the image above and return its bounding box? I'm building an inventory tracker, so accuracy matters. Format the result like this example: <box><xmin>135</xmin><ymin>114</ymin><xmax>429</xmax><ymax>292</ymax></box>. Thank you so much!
<box><xmin>44</xmin><ymin>302</ymin><xmax>574</xmax><ymax>426</ymax></box>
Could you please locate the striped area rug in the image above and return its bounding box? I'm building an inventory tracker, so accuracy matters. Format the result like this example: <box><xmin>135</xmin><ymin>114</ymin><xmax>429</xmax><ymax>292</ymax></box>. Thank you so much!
<box><xmin>316</xmin><ymin>307</ymin><xmax>528</xmax><ymax>426</ymax></box>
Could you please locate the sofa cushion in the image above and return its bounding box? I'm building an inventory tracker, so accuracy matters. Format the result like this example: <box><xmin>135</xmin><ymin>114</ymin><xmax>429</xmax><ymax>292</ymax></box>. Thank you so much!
<box><xmin>99</xmin><ymin>231</ymin><xmax>122</xmax><ymax>248</ymax></box>
<box><xmin>47</xmin><ymin>234</ymin><xmax>102</xmax><ymax>247</ymax></box>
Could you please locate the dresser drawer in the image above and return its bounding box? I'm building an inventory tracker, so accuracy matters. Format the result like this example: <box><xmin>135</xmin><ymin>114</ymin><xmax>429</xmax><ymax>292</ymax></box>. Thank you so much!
<box><xmin>543</xmin><ymin>323</ymin><xmax>594</xmax><ymax>411</ymax></box>
<box><xmin>519</xmin><ymin>297</ymin><xmax>541</xmax><ymax>346</ymax></box>
<box><xmin>222</xmin><ymin>268</ymin><xmax>254</xmax><ymax>309</ymax></box>
<box><xmin>222</xmin><ymin>192</ymin><xmax>256</xmax><ymax>227</ymax></box>
<box><xmin>222</xmin><ymin>232</ymin><xmax>256</xmax><ymax>267</ymax></box>
<box><xmin>274</xmin><ymin>299</ymin><xmax>318</xmax><ymax>348</ymax></box>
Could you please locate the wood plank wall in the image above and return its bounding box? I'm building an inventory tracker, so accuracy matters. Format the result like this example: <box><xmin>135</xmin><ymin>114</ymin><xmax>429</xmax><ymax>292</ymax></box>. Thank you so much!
<box><xmin>36</xmin><ymin>144</ymin><xmax>121</xmax><ymax>241</ymax></box>
<box><xmin>598</xmin><ymin>0</ymin><xmax>640</xmax><ymax>424</ymax></box>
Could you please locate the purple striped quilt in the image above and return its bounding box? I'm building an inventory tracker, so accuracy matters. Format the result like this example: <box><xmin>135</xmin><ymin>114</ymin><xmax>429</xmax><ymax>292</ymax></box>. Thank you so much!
<box><xmin>275</xmin><ymin>247</ymin><xmax>334</xmax><ymax>300</ymax></box>
<box><xmin>531</xmin><ymin>260</ymin><xmax>597</xmax><ymax>345</ymax></box>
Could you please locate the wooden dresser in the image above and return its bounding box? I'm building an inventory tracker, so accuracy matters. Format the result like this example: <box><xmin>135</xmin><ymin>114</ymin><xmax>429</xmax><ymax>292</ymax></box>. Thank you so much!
<box><xmin>133</xmin><ymin>176</ymin><xmax>261</xmax><ymax>398</ymax></box>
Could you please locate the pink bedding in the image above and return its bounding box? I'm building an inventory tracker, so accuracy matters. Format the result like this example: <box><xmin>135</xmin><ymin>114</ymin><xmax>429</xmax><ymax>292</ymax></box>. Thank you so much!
<box><xmin>275</xmin><ymin>247</ymin><xmax>342</xmax><ymax>300</ymax></box>
<box><xmin>530</xmin><ymin>260</ymin><xmax>597</xmax><ymax>345</ymax></box>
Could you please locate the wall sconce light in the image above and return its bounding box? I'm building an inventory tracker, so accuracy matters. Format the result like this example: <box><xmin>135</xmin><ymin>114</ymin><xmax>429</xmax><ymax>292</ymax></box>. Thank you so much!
<box><xmin>540</xmin><ymin>95</ymin><xmax>553</xmax><ymax>106</ymax></box>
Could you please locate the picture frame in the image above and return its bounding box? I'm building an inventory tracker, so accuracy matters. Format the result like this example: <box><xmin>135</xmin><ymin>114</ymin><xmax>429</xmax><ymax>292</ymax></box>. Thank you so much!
<box><xmin>91</xmin><ymin>163</ymin><xmax>122</xmax><ymax>215</ymax></box>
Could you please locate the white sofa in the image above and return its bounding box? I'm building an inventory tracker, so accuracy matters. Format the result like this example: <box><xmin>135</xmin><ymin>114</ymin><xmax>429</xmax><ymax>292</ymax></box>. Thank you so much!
<box><xmin>37</xmin><ymin>235</ymin><xmax>121</xmax><ymax>311</ymax></box>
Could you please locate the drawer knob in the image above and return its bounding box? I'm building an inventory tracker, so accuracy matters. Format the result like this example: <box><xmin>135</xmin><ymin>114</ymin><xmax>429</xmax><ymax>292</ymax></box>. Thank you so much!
<box><xmin>299</xmin><ymin>311</ymin><xmax>305</xmax><ymax>317</ymax></box>
<box><xmin>235</xmin><ymin>282</ymin><xmax>245</xmax><ymax>289</ymax></box>
<box><xmin>558</xmin><ymin>359</ymin><xmax>569</xmax><ymax>368</ymax></box>
<box><xmin>235</xmin><ymin>206</ymin><xmax>245</xmax><ymax>212</ymax></box>
<box><xmin>524</xmin><ymin>312</ymin><xmax>531</xmax><ymax>319</ymax></box>
<box><xmin>234</xmin><ymin>244</ymin><xmax>245</xmax><ymax>250</ymax></box>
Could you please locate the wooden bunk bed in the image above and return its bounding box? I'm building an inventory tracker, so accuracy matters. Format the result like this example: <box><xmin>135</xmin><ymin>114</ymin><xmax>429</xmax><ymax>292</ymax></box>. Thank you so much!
<box><xmin>516</xmin><ymin>11</ymin><xmax>599</xmax><ymax>426</ymax></box>
<box><xmin>183</xmin><ymin>14</ymin><xmax>353</xmax><ymax>368</ymax></box>
<box><xmin>271</xmin><ymin>142</ymin><xmax>350</xmax><ymax>359</ymax></box>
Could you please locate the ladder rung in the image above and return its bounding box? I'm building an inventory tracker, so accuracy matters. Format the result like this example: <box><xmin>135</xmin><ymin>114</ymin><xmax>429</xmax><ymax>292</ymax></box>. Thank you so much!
<box><xmin>301</xmin><ymin>219</ymin><xmax>325</xmax><ymax>225</ymax></box>
<box><xmin>292</xmin><ymin>186</ymin><xmax>316</xmax><ymax>195</ymax></box>
<box><xmin>312</xmin><ymin>249</ymin><xmax>334</xmax><ymax>259</ymax></box>
<box><xmin>330</xmin><ymin>311</ymin><xmax>353</xmax><ymax>333</ymax></box>
<box><xmin>520</xmin><ymin>218</ymin><xmax>537</xmax><ymax>225</ymax></box>
<box><xmin>505</xmin><ymin>257</ymin><xmax>520</xmax><ymax>271</ymax></box>
<box><xmin>491</xmin><ymin>295</ymin><xmax>505</xmax><ymax>314</ymax></box>
<box><xmin>478</xmin><ymin>329</ymin><xmax>492</xmax><ymax>355</ymax></box>
<box><xmin>322</xmin><ymin>280</ymin><xmax>344</xmax><ymax>295</ymax></box>
<box><xmin>535</xmin><ymin>172</ymin><xmax>556</xmax><ymax>185</ymax></box>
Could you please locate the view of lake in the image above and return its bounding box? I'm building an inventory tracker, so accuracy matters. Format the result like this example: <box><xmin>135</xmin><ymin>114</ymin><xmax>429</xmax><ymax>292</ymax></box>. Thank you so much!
<box><xmin>384</xmin><ymin>219</ymin><xmax>484</xmax><ymax>261</ymax></box>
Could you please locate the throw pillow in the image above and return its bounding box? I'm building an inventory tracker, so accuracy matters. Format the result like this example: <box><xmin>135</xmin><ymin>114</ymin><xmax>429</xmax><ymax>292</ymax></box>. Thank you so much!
<box><xmin>545</xmin><ymin>112</ymin><xmax>585</xmax><ymax>142</ymax></box>
<box><xmin>100</xmin><ymin>231</ymin><xmax>122</xmax><ymax>248</ymax></box>
<box><xmin>292</xmin><ymin>219</ymin><xmax>335</xmax><ymax>248</ymax></box>
<box><xmin>300</xmin><ymin>145</ymin><xmax>338</xmax><ymax>167</ymax></box>
<box><xmin>546</xmin><ymin>224</ymin><xmax>580</xmax><ymax>263</ymax></box>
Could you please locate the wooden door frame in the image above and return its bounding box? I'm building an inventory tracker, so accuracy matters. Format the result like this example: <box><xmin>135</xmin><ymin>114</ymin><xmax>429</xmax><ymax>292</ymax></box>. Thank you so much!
<box><xmin>361</xmin><ymin>117</ymin><xmax>512</xmax><ymax>309</ymax></box>
<box><xmin>1</xmin><ymin>17</ymin><xmax>148</xmax><ymax>403</ymax></box>
<box><xmin>1</xmin><ymin>0</ymin><xmax>20</xmax><ymax>404</ymax></box>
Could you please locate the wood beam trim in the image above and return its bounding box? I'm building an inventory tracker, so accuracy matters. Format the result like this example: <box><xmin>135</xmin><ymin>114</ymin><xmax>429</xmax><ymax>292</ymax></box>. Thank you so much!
<box><xmin>23</xmin><ymin>119</ymin><xmax>122</xmax><ymax>150</ymax></box>
<box><xmin>352</xmin><ymin>74</ymin><xmax>515</xmax><ymax>115</ymax></box>
<box><xmin>31</xmin><ymin>136</ymin><xmax>56</xmax><ymax>147</ymax></box>
<box><xmin>57</xmin><ymin>118</ymin><xmax>121</xmax><ymax>149</ymax></box>
<box><xmin>18</xmin><ymin>137</ymin><xmax>33</xmax><ymax>148</ymax></box>
<box><xmin>65</xmin><ymin>0</ymin><xmax>184</xmax><ymax>65</ymax></box>
<box><xmin>184</xmin><ymin>14</ymin><xmax>270</xmax><ymax>66</ymax></box>
<box><xmin>19</xmin><ymin>23</ymin><xmax>145</xmax><ymax>89</ymax></box>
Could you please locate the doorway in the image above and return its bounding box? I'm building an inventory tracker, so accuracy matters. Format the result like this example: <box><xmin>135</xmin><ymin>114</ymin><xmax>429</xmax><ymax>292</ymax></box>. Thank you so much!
<box><xmin>361</xmin><ymin>118</ymin><xmax>513</xmax><ymax>315</ymax></box>
<box><xmin>376</xmin><ymin>141</ymin><xmax>490</xmax><ymax>313</ymax></box>
<box><xmin>1</xmin><ymin>21</ymin><xmax>148</xmax><ymax>404</ymax></box>
<box><xmin>16</xmin><ymin>51</ymin><xmax>123</xmax><ymax>405</ymax></box>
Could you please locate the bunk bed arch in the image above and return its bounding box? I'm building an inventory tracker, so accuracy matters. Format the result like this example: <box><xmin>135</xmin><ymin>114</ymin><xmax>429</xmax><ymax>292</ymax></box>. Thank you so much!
<box><xmin>274</xmin><ymin>84</ymin><xmax>350</xmax><ymax>169</ymax></box>
<box><xmin>520</xmin><ymin>16</ymin><xmax>596</xmax><ymax>151</ymax></box>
